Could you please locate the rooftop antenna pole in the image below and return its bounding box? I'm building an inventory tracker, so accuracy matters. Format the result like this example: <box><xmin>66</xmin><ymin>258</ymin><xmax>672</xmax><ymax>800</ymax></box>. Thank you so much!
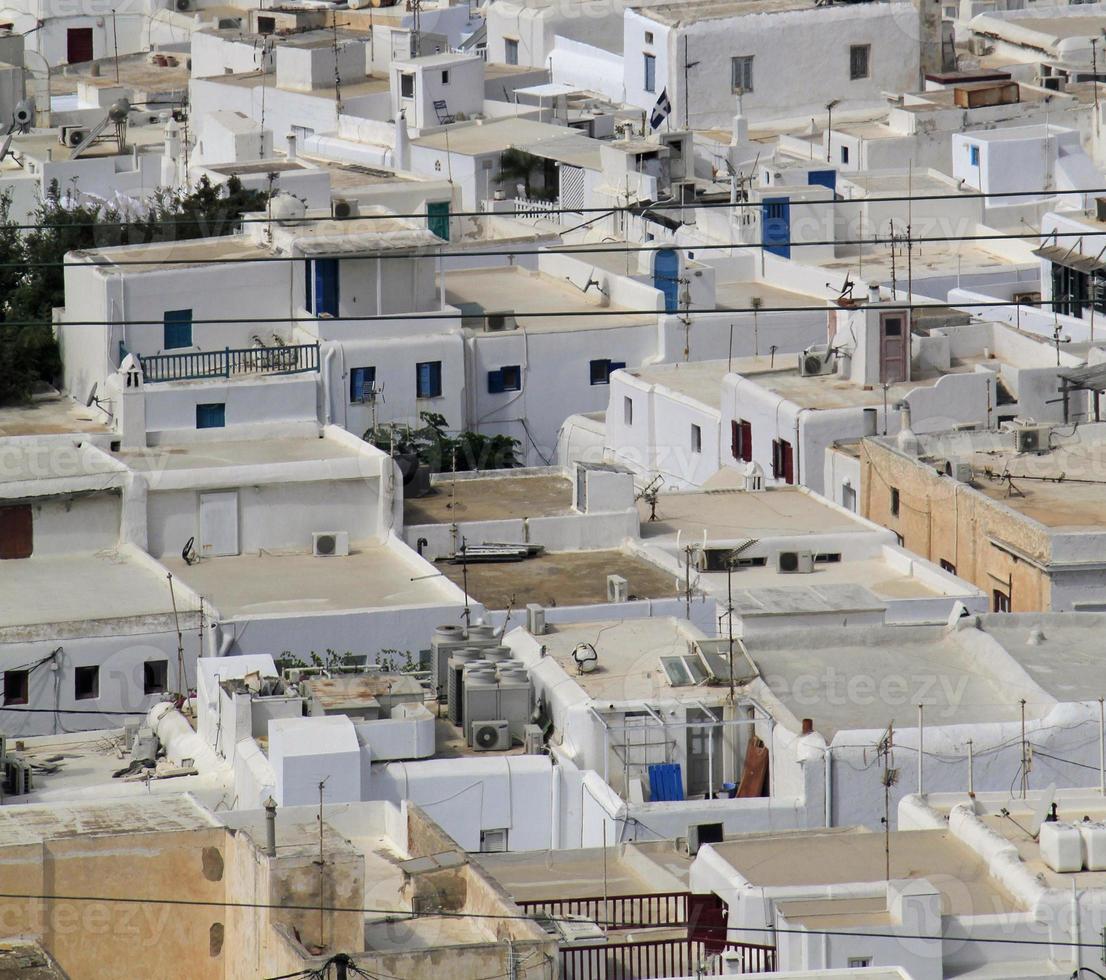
<box><xmin>916</xmin><ymin>703</ymin><xmax>924</xmax><ymax>797</ymax></box>
<box><xmin>1099</xmin><ymin>698</ymin><xmax>1104</xmax><ymax>796</ymax></box>
<box><xmin>726</xmin><ymin>557</ymin><xmax>736</xmax><ymax>704</ymax></box>
<box><xmin>906</xmin><ymin>163</ymin><xmax>914</xmax><ymax>309</ymax></box>
<box><xmin>331</xmin><ymin>9</ymin><xmax>343</xmax><ymax>115</ymax></box>
<box><xmin>460</xmin><ymin>537</ymin><xmax>471</xmax><ymax>628</ymax></box>
<box><xmin>111</xmin><ymin>9</ymin><xmax>120</xmax><ymax>83</ymax></box>
<box><xmin>878</xmin><ymin>723</ymin><xmax>897</xmax><ymax>881</ymax></box>
<box><xmin>967</xmin><ymin>738</ymin><xmax>975</xmax><ymax>798</ymax></box>
<box><xmin>167</xmin><ymin>572</ymin><xmax>188</xmax><ymax>705</ymax></box>
<box><xmin>315</xmin><ymin>777</ymin><xmax>329</xmax><ymax>948</ymax></box>
<box><xmin>889</xmin><ymin>218</ymin><xmax>898</xmax><ymax>296</ymax></box>
<box><xmin>1020</xmin><ymin>698</ymin><xmax>1029</xmax><ymax>799</ymax></box>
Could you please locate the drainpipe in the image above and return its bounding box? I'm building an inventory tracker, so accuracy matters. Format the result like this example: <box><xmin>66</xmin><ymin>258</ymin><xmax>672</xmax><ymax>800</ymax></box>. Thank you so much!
<box><xmin>264</xmin><ymin>797</ymin><xmax>277</xmax><ymax>857</ymax></box>
<box><xmin>322</xmin><ymin>345</ymin><xmax>337</xmax><ymax>425</ymax></box>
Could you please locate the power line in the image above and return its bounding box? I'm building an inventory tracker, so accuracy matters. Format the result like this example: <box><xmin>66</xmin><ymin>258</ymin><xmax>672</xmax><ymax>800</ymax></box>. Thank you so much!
<box><xmin>14</xmin><ymin>224</ymin><xmax>1098</xmax><ymax>267</ymax></box>
<box><xmin>0</xmin><ymin>887</ymin><xmax>1091</xmax><ymax>950</ymax></box>
<box><xmin>13</xmin><ymin>295</ymin><xmax>1106</xmax><ymax>330</ymax></box>
<box><xmin>8</xmin><ymin>182</ymin><xmax>1106</xmax><ymax>232</ymax></box>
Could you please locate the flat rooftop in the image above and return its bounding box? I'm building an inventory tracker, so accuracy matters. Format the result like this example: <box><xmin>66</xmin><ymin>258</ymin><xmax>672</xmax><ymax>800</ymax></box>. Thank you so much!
<box><xmin>979</xmin><ymin>612</ymin><xmax>1106</xmax><ymax>702</ymax></box>
<box><xmin>627</xmin><ymin>361</ymin><xmax>730</xmax><ymax>411</ymax></box>
<box><xmin>0</xmin><ymin>398</ymin><xmax>108</xmax><ymax>437</ymax></box>
<box><xmin>966</xmin><ymin>439</ymin><xmax>1106</xmax><ymax>530</ymax></box>
<box><xmin>0</xmin><ymin>440</ymin><xmax>123</xmax><ymax>490</ymax></box>
<box><xmin>703</xmin><ymin>555</ymin><xmax>947</xmax><ymax>601</ymax></box>
<box><xmin>0</xmin><ymin>549</ymin><xmax>200</xmax><ymax>635</ymax></box>
<box><xmin>436</xmin><ymin>549</ymin><xmax>679</xmax><ymax>610</ymax></box>
<box><xmin>163</xmin><ymin>544</ymin><xmax>460</xmax><ymax>617</ymax></box>
<box><xmin>636</xmin><ymin>0</ymin><xmax>830</xmax><ymax>26</ymax></box>
<box><xmin>710</xmin><ymin>827</ymin><xmax>1022</xmax><ymax>915</ymax></box>
<box><xmin>475</xmin><ymin>841</ymin><xmax>690</xmax><ymax>903</ymax></box>
<box><xmin>639</xmin><ymin>485</ymin><xmax>871</xmax><ymax>541</ymax></box>
<box><xmin>0</xmin><ymin>795</ymin><xmax>217</xmax><ymax>847</ymax></box>
<box><xmin>715</xmin><ymin>279</ymin><xmax>829</xmax><ymax>310</ymax></box>
<box><xmin>50</xmin><ymin>53</ymin><xmax>189</xmax><ymax>97</ymax></box>
<box><xmin>74</xmin><ymin>234</ymin><xmax>268</xmax><ymax>273</ymax></box>
<box><xmin>528</xmin><ymin>618</ymin><xmax>726</xmax><ymax>701</ymax></box>
<box><xmin>741</xmin><ymin>624</ymin><xmax>1048</xmax><ymax>738</ymax></box>
<box><xmin>404</xmin><ymin>473</ymin><xmax>574</xmax><ymax>524</ymax></box>
<box><xmin>444</xmin><ymin>267</ymin><xmax>655</xmax><ymax>333</ymax></box>
<box><xmin>114</xmin><ymin>436</ymin><xmax>363</xmax><ymax>474</ymax></box>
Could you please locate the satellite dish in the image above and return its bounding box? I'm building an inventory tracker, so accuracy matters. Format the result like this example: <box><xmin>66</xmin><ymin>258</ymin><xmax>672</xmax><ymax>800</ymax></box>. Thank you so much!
<box><xmin>85</xmin><ymin>382</ymin><xmax>99</xmax><ymax>407</ymax></box>
<box><xmin>1028</xmin><ymin>782</ymin><xmax>1057</xmax><ymax>838</ymax></box>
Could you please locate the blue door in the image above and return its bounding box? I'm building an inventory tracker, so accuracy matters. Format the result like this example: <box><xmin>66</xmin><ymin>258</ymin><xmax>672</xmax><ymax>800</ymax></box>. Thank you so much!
<box><xmin>807</xmin><ymin>169</ymin><xmax>837</xmax><ymax>192</ymax></box>
<box><xmin>312</xmin><ymin>258</ymin><xmax>339</xmax><ymax>317</ymax></box>
<box><xmin>762</xmin><ymin>197</ymin><xmax>791</xmax><ymax>258</ymax></box>
<box><xmin>653</xmin><ymin>248</ymin><xmax>680</xmax><ymax>312</ymax></box>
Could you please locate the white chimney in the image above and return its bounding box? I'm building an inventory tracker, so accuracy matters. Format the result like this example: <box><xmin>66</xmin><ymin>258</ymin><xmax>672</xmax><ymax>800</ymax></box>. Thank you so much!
<box><xmin>285</xmin><ymin>132</ymin><xmax>296</xmax><ymax>161</ymax></box>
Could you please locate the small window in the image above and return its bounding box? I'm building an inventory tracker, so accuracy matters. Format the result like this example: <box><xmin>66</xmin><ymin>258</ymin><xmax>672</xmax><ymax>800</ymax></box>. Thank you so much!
<box><xmin>143</xmin><ymin>660</ymin><xmax>168</xmax><ymax>695</ymax></box>
<box><xmin>480</xmin><ymin>828</ymin><xmax>509</xmax><ymax>852</ymax></box>
<box><xmin>940</xmin><ymin>559</ymin><xmax>957</xmax><ymax>574</ymax></box>
<box><xmin>691</xmin><ymin>423</ymin><xmax>702</xmax><ymax>454</ymax></box>
<box><xmin>849</xmin><ymin>44</ymin><xmax>870</xmax><ymax>80</ymax></box>
<box><xmin>3</xmin><ymin>669</ymin><xmax>28</xmax><ymax>706</ymax></box>
<box><xmin>257</xmin><ymin>15</ymin><xmax>275</xmax><ymax>33</ymax></box>
<box><xmin>75</xmin><ymin>665</ymin><xmax>99</xmax><ymax>701</ymax></box>
<box><xmin>993</xmin><ymin>590</ymin><xmax>1011</xmax><ymax>613</ymax></box>
<box><xmin>643</xmin><ymin>53</ymin><xmax>656</xmax><ymax>93</ymax></box>
<box><xmin>163</xmin><ymin>309</ymin><xmax>193</xmax><ymax>350</ymax></box>
<box><xmin>883</xmin><ymin>316</ymin><xmax>903</xmax><ymax>337</ymax></box>
<box><xmin>645</xmin><ymin>30</ymin><xmax>654</xmax><ymax>44</ymax></box>
<box><xmin>416</xmin><ymin>361</ymin><xmax>443</xmax><ymax>399</ymax></box>
<box><xmin>400</xmin><ymin>73</ymin><xmax>414</xmax><ymax>98</ymax></box>
<box><xmin>624</xmin><ymin>396</ymin><xmax>633</xmax><ymax>426</ymax></box>
<box><xmin>487</xmin><ymin>365</ymin><xmax>521</xmax><ymax>394</ymax></box>
<box><xmin>731</xmin><ymin>418</ymin><xmax>752</xmax><ymax>462</ymax></box>
<box><xmin>196</xmin><ymin>403</ymin><xmax>226</xmax><ymax>429</ymax></box>
<box><xmin>890</xmin><ymin>488</ymin><xmax>900</xmax><ymax>517</ymax></box>
<box><xmin>504</xmin><ymin>38</ymin><xmax>518</xmax><ymax>66</ymax></box>
<box><xmin>841</xmin><ymin>483</ymin><xmax>857</xmax><ymax>512</ymax></box>
<box><xmin>841</xmin><ymin>145</ymin><xmax>850</xmax><ymax>164</ymax></box>
<box><xmin>441</xmin><ymin>70</ymin><xmax>450</xmax><ymax>84</ymax></box>
<box><xmin>589</xmin><ymin>358</ymin><xmax>625</xmax><ymax>385</ymax></box>
<box><xmin>731</xmin><ymin>55</ymin><xmax>753</xmax><ymax>93</ymax></box>
<box><xmin>848</xmin><ymin>958</ymin><xmax>872</xmax><ymax>969</ymax></box>
<box><xmin>350</xmin><ymin>366</ymin><xmax>376</xmax><ymax>403</ymax></box>
<box><xmin>814</xmin><ymin>553</ymin><xmax>842</xmax><ymax>564</ymax></box>
<box><xmin>969</xmin><ymin>144</ymin><xmax>980</xmax><ymax>167</ymax></box>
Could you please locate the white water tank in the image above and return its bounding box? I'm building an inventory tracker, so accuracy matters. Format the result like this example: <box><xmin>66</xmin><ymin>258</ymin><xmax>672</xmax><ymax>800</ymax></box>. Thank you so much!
<box><xmin>1040</xmin><ymin>821</ymin><xmax>1083</xmax><ymax>873</ymax></box>
<box><xmin>1080</xmin><ymin>821</ymin><xmax>1106</xmax><ymax>871</ymax></box>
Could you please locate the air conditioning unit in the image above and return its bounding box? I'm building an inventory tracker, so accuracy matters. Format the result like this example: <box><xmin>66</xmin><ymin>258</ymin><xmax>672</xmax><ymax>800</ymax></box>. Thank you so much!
<box><xmin>777</xmin><ymin>550</ymin><xmax>814</xmax><ymax>574</ymax></box>
<box><xmin>484</xmin><ymin>310</ymin><xmax>518</xmax><ymax>332</ymax></box>
<box><xmin>61</xmin><ymin>126</ymin><xmax>89</xmax><ymax>148</ymax></box>
<box><xmin>523</xmin><ymin>723</ymin><xmax>545</xmax><ymax>755</ymax></box>
<box><xmin>526</xmin><ymin>602</ymin><xmax>546</xmax><ymax>636</ymax></box>
<box><xmin>333</xmin><ymin>197</ymin><xmax>359</xmax><ymax>219</ymax></box>
<box><xmin>312</xmin><ymin>531</ymin><xmax>350</xmax><ymax>557</ymax></box>
<box><xmin>1015</xmin><ymin>426</ymin><xmax>1047</xmax><ymax>454</ymax></box>
<box><xmin>947</xmin><ymin>460</ymin><xmax>974</xmax><ymax>484</ymax></box>
<box><xmin>607</xmin><ymin>574</ymin><xmax>629</xmax><ymax>603</ymax></box>
<box><xmin>799</xmin><ymin>346</ymin><xmax>835</xmax><ymax>377</ymax></box>
<box><xmin>472</xmin><ymin>720</ymin><xmax>511</xmax><ymax>751</ymax></box>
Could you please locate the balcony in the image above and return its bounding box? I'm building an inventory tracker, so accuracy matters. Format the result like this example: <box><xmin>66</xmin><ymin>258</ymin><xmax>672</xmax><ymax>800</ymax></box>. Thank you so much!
<box><xmin>138</xmin><ymin>343</ymin><xmax>321</xmax><ymax>384</ymax></box>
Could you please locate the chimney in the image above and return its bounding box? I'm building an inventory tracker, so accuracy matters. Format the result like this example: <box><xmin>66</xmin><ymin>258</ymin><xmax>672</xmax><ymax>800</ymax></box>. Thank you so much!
<box><xmin>867</xmin><ymin>282</ymin><xmax>881</xmax><ymax>304</ymax></box>
<box><xmin>263</xmin><ymin>797</ymin><xmax>277</xmax><ymax>857</ymax></box>
<box><xmin>801</xmin><ymin>718</ymin><xmax>814</xmax><ymax>736</ymax></box>
<box><xmin>285</xmin><ymin>132</ymin><xmax>296</xmax><ymax>162</ymax></box>
<box><xmin>862</xmin><ymin>407</ymin><xmax>878</xmax><ymax>437</ymax></box>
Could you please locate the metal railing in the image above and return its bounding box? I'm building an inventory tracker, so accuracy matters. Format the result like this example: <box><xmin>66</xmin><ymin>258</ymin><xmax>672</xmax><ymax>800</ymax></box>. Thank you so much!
<box><xmin>139</xmin><ymin>343</ymin><xmax>320</xmax><ymax>383</ymax></box>
<box><xmin>559</xmin><ymin>938</ymin><xmax>776</xmax><ymax>979</ymax></box>
<box><xmin>518</xmin><ymin>893</ymin><xmax>688</xmax><ymax>929</ymax></box>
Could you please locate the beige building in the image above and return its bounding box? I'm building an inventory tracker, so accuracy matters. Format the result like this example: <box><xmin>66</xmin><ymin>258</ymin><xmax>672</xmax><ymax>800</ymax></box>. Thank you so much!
<box><xmin>0</xmin><ymin>794</ymin><xmax>554</xmax><ymax>980</ymax></box>
<box><xmin>853</xmin><ymin>422</ymin><xmax>1106</xmax><ymax>613</ymax></box>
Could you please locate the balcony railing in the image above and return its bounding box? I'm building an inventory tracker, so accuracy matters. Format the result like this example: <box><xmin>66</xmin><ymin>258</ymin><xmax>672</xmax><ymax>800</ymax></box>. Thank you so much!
<box><xmin>518</xmin><ymin>893</ymin><xmax>688</xmax><ymax>929</ymax></box>
<box><xmin>559</xmin><ymin>938</ymin><xmax>776</xmax><ymax>979</ymax></box>
<box><xmin>138</xmin><ymin>343</ymin><xmax>321</xmax><ymax>383</ymax></box>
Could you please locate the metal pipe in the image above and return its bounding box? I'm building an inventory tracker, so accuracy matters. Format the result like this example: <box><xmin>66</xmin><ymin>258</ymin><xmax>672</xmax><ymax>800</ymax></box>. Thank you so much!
<box><xmin>917</xmin><ymin>703</ymin><xmax>924</xmax><ymax>797</ymax></box>
<box><xmin>264</xmin><ymin>797</ymin><xmax>277</xmax><ymax>857</ymax></box>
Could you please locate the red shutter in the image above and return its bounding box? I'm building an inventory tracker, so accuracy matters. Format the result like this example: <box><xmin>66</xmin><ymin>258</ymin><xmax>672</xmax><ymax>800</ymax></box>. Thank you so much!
<box><xmin>730</xmin><ymin>420</ymin><xmax>740</xmax><ymax>460</ymax></box>
<box><xmin>0</xmin><ymin>505</ymin><xmax>32</xmax><ymax>559</ymax></box>
<box><xmin>740</xmin><ymin>420</ymin><xmax>753</xmax><ymax>462</ymax></box>
<box><xmin>782</xmin><ymin>440</ymin><xmax>795</xmax><ymax>485</ymax></box>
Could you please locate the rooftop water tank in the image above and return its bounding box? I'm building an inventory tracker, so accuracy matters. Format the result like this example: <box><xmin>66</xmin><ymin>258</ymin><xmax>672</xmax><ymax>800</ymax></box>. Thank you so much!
<box><xmin>1040</xmin><ymin>820</ymin><xmax>1082</xmax><ymax>873</ymax></box>
<box><xmin>1080</xmin><ymin>821</ymin><xmax>1106</xmax><ymax>871</ymax></box>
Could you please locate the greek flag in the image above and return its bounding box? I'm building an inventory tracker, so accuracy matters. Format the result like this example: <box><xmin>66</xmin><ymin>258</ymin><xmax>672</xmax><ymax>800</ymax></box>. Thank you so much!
<box><xmin>649</xmin><ymin>89</ymin><xmax>672</xmax><ymax>131</ymax></box>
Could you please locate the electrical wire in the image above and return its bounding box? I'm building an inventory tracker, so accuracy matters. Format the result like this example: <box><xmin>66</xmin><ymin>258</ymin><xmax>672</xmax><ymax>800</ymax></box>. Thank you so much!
<box><xmin>8</xmin><ymin>182</ymin><xmax>1106</xmax><ymax>231</ymax></box>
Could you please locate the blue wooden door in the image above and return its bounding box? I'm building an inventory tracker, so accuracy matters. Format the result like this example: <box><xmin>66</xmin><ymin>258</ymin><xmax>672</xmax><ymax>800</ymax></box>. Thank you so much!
<box><xmin>807</xmin><ymin>169</ymin><xmax>837</xmax><ymax>192</ymax></box>
<box><xmin>653</xmin><ymin>248</ymin><xmax>680</xmax><ymax>312</ymax></box>
<box><xmin>762</xmin><ymin>197</ymin><xmax>791</xmax><ymax>258</ymax></box>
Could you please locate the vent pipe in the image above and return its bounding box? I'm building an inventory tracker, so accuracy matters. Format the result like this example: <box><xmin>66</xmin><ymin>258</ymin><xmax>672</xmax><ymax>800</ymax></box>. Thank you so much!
<box><xmin>264</xmin><ymin>797</ymin><xmax>277</xmax><ymax>857</ymax></box>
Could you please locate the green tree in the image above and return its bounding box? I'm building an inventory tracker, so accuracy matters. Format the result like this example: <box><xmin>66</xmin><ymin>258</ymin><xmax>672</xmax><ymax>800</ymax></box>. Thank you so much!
<box><xmin>365</xmin><ymin>412</ymin><xmax>521</xmax><ymax>473</ymax></box>
<box><xmin>0</xmin><ymin>175</ymin><xmax>269</xmax><ymax>405</ymax></box>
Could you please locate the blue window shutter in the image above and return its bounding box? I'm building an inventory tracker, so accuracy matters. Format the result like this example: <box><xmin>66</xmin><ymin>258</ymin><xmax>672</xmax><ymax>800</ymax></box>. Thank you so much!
<box><xmin>487</xmin><ymin>369</ymin><xmax>505</xmax><ymax>394</ymax></box>
<box><xmin>304</xmin><ymin>259</ymin><xmax>312</xmax><ymax>311</ymax></box>
<box><xmin>417</xmin><ymin>361</ymin><xmax>441</xmax><ymax>398</ymax></box>
<box><xmin>428</xmin><ymin>201</ymin><xmax>450</xmax><ymax>241</ymax></box>
<box><xmin>163</xmin><ymin>309</ymin><xmax>193</xmax><ymax>350</ymax></box>
<box><xmin>610</xmin><ymin>361</ymin><xmax>626</xmax><ymax>373</ymax></box>
<box><xmin>350</xmin><ymin>366</ymin><xmax>375</xmax><ymax>402</ymax></box>
<box><xmin>430</xmin><ymin>361</ymin><xmax>442</xmax><ymax>396</ymax></box>
<box><xmin>313</xmin><ymin>259</ymin><xmax>339</xmax><ymax>316</ymax></box>
<box><xmin>196</xmin><ymin>403</ymin><xmax>226</xmax><ymax>429</ymax></box>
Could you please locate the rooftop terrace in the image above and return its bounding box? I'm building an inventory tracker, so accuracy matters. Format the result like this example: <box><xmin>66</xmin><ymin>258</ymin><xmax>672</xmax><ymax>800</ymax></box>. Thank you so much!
<box><xmin>404</xmin><ymin>473</ymin><xmax>574</xmax><ymax>525</ymax></box>
<box><xmin>436</xmin><ymin>549</ymin><xmax>679</xmax><ymax>609</ymax></box>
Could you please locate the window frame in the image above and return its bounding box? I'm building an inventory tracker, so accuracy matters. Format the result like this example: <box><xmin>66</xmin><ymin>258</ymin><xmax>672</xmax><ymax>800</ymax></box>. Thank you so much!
<box><xmin>74</xmin><ymin>664</ymin><xmax>100</xmax><ymax>701</ymax></box>
<box><xmin>350</xmin><ymin>366</ymin><xmax>377</xmax><ymax>403</ymax></box>
<box><xmin>163</xmin><ymin>309</ymin><xmax>193</xmax><ymax>350</ymax></box>
<box><xmin>690</xmin><ymin>423</ymin><xmax>702</xmax><ymax>454</ymax></box>
<box><xmin>731</xmin><ymin>418</ymin><xmax>752</xmax><ymax>462</ymax></box>
<box><xmin>731</xmin><ymin>55</ymin><xmax>754</xmax><ymax>93</ymax></box>
<box><xmin>589</xmin><ymin>358</ymin><xmax>625</xmax><ymax>386</ymax></box>
<box><xmin>890</xmin><ymin>487</ymin><xmax>900</xmax><ymax>517</ymax></box>
<box><xmin>143</xmin><ymin>660</ymin><xmax>169</xmax><ymax>696</ymax></box>
<box><xmin>416</xmin><ymin>360</ymin><xmax>443</xmax><ymax>399</ymax></box>
<box><xmin>3</xmin><ymin>669</ymin><xmax>28</xmax><ymax>706</ymax></box>
<box><xmin>196</xmin><ymin>403</ymin><xmax>226</xmax><ymax>429</ymax></box>
<box><xmin>504</xmin><ymin>38</ymin><xmax>519</xmax><ymax>66</ymax></box>
<box><xmin>624</xmin><ymin>396</ymin><xmax>634</xmax><ymax>426</ymax></box>
<box><xmin>643</xmin><ymin>52</ymin><xmax>656</xmax><ymax>94</ymax></box>
<box><xmin>849</xmin><ymin>43</ymin><xmax>871</xmax><ymax>81</ymax></box>
<box><xmin>399</xmin><ymin>72</ymin><xmax>415</xmax><ymax>98</ymax></box>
